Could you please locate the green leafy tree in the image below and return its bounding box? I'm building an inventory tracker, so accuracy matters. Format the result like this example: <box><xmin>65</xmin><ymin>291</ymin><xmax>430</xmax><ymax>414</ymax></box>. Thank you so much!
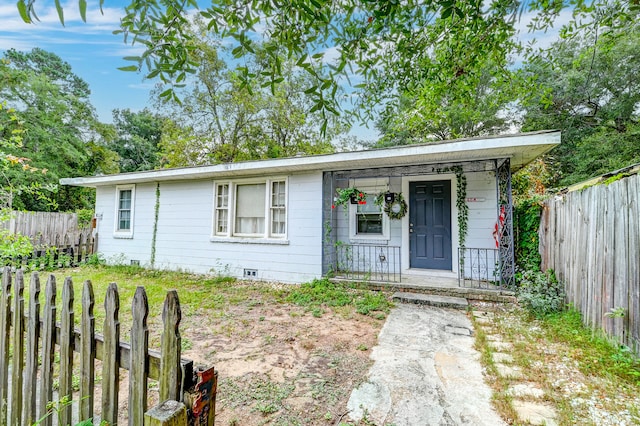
<box><xmin>0</xmin><ymin>48</ymin><xmax>116</xmax><ymax>210</ymax></box>
<box><xmin>519</xmin><ymin>10</ymin><xmax>640</xmax><ymax>186</ymax></box>
<box><xmin>375</xmin><ymin>64</ymin><xmax>515</xmax><ymax>146</ymax></box>
<box><xmin>155</xmin><ymin>27</ymin><xmax>336</xmax><ymax>167</ymax></box>
<box><xmin>108</xmin><ymin>108</ymin><xmax>165</xmax><ymax>172</ymax></box>
<box><xmin>20</xmin><ymin>0</ymin><xmax>637</xmax><ymax>130</ymax></box>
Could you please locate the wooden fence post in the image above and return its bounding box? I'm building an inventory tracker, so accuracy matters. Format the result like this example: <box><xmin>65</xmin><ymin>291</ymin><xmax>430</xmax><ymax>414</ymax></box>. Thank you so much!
<box><xmin>11</xmin><ymin>270</ymin><xmax>25</xmax><ymax>425</ymax></box>
<box><xmin>160</xmin><ymin>291</ymin><xmax>182</xmax><ymax>402</ymax></box>
<box><xmin>59</xmin><ymin>277</ymin><xmax>75</xmax><ymax>426</ymax></box>
<box><xmin>102</xmin><ymin>283</ymin><xmax>121</xmax><ymax>425</ymax></box>
<box><xmin>39</xmin><ymin>275</ymin><xmax>56</xmax><ymax>426</ymax></box>
<box><xmin>130</xmin><ymin>286</ymin><xmax>149</xmax><ymax>426</ymax></box>
<box><xmin>0</xmin><ymin>267</ymin><xmax>12</xmax><ymax>425</ymax></box>
<box><xmin>145</xmin><ymin>400</ymin><xmax>187</xmax><ymax>426</ymax></box>
<box><xmin>80</xmin><ymin>280</ymin><xmax>95</xmax><ymax>421</ymax></box>
<box><xmin>23</xmin><ymin>272</ymin><xmax>41</xmax><ymax>426</ymax></box>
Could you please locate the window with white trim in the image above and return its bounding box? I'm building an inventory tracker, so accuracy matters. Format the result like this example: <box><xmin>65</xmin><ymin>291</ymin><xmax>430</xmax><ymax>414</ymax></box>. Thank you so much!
<box><xmin>213</xmin><ymin>178</ymin><xmax>287</xmax><ymax>239</ymax></box>
<box><xmin>215</xmin><ymin>183</ymin><xmax>229</xmax><ymax>235</ymax></box>
<box><xmin>270</xmin><ymin>181</ymin><xmax>286</xmax><ymax>235</ymax></box>
<box><xmin>114</xmin><ymin>185</ymin><xmax>135</xmax><ymax>237</ymax></box>
<box><xmin>348</xmin><ymin>191</ymin><xmax>390</xmax><ymax>240</ymax></box>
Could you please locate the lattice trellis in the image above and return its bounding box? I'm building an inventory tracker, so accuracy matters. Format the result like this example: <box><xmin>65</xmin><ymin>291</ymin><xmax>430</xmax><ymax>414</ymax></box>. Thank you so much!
<box><xmin>496</xmin><ymin>159</ymin><xmax>515</xmax><ymax>288</ymax></box>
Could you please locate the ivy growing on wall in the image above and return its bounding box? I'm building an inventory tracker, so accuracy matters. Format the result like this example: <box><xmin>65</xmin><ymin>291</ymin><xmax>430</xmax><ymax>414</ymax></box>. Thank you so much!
<box><xmin>454</xmin><ymin>167</ymin><xmax>469</xmax><ymax>252</ymax></box>
<box><xmin>437</xmin><ymin>166</ymin><xmax>469</xmax><ymax>251</ymax></box>
<box><xmin>150</xmin><ymin>182</ymin><xmax>160</xmax><ymax>267</ymax></box>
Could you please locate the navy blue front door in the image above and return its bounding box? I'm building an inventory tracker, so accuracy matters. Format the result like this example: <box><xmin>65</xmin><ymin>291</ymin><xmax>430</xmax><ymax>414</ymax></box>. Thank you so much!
<box><xmin>409</xmin><ymin>181</ymin><xmax>452</xmax><ymax>270</ymax></box>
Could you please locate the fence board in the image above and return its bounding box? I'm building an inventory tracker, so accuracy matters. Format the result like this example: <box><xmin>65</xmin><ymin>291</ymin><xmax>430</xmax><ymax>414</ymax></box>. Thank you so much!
<box><xmin>541</xmin><ymin>173</ymin><xmax>640</xmax><ymax>354</ymax></box>
<box><xmin>0</xmin><ymin>211</ymin><xmax>82</xmax><ymax>245</ymax></box>
<box><xmin>102</xmin><ymin>283</ymin><xmax>121</xmax><ymax>425</ymax></box>
<box><xmin>80</xmin><ymin>280</ymin><xmax>96</xmax><ymax>420</ymax></box>
<box><xmin>0</xmin><ymin>267</ymin><xmax>12</xmax><ymax>424</ymax></box>
<box><xmin>11</xmin><ymin>270</ymin><xmax>25</xmax><ymax>426</ymax></box>
<box><xmin>59</xmin><ymin>278</ymin><xmax>75</xmax><ymax>426</ymax></box>
<box><xmin>0</xmin><ymin>269</ymin><xmax>208</xmax><ymax>426</ymax></box>
<box><xmin>23</xmin><ymin>272</ymin><xmax>41</xmax><ymax>426</ymax></box>
<box><xmin>160</xmin><ymin>291</ymin><xmax>182</xmax><ymax>402</ymax></box>
<box><xmin>130</xmin><ymin>286</ymin><xmax>150</xmax><ymax>426</ymax></box>
<box><xmin>39</xmin><ymin>275</ymin><xmax>56</xmax><ymax>426</ymax></box>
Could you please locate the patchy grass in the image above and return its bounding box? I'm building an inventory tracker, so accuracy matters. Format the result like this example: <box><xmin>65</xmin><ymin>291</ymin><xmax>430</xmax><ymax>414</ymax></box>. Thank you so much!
<box><xmin>472</xmin><ymin>306</ymin><xmax>640</xmax><ymax>425</ymax></box>
<box><xmin>287</xmin><ymin>278</ymin><xmax>393</xmax><ymax>319</ymax></box>
<box><xmin>17</xmin><ymin>265</ymin><xmax>392</xmax><ymax>425</ymax></box>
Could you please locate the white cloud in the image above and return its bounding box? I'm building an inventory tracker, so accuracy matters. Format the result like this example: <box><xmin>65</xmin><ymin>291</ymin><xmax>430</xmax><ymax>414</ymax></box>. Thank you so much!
<box><xmin>128</xmin><ymin>82</ymin><xmax>155</xmax><ymax>90</ymax></box>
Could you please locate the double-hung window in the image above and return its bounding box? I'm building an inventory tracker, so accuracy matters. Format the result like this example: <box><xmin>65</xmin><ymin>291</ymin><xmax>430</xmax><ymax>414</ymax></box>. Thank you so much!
<box><xmin>215</xmin><ymin>184</ymin><xmax>229</xmax><ymax>234</ymax></box>
<box><xmin>349</xmin><ymin>191</ymin><xmax>389</xmax><ymax>241</ymax></box>
<box><xmin>114</xmin><ymin>185</ymin><xmax>135</xmax><ymax>238</ymax></box>
<box><xmin>213</xmin><ymin>178</ymin><xmax>287</xmax><ymax>239</ymax></box>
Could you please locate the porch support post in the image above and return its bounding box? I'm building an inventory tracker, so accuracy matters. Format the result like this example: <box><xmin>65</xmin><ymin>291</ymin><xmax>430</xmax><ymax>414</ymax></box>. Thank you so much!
<box><xmin>496</xmin><ymin>159</ymin><xmax>515</xmax><ymax>288</ymax></box>
<box><xmin>321</xmin><ymin>171</ymin><xmax>337</xmax><ymax>276</ymax></box>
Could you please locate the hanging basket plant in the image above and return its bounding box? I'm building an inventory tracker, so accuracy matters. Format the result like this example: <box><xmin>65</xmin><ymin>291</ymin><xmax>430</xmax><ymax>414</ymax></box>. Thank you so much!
<box><xmin>333</xmin><ymin>187</ymin><xmax>366</xmax><ymax>209</ymax></box>
<box><xmin>375</xmin><ymin>192</ymin><xmax>407</xmax><ymax>220</ymax></box>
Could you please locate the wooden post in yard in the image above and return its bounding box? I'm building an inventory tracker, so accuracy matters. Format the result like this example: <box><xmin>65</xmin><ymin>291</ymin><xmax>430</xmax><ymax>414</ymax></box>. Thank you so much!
<box><xmin>144</xmin><ymin>400</ymin><xmax>187</xmax><ymax>426</ymax></box>
<box><xmin>0</xmin><ymin>267</ymin><xmax>12</xmax><ymax>425</ymax></box>
<box><xmin>160</xmin><ymin>290</ymin><xmax>182</xmax><ymax>402</ymax></box>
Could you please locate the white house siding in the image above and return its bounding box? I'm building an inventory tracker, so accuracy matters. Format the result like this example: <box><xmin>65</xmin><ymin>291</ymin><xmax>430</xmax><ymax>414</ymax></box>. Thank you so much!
<box><xmin>95</xmin><ymin>183</ymin><xmax>157</xmax><ymax>263</ymax></box>
<box><xmin>463</xmin><ymin>171</ymin><xmax>499</xmax><ymax>250</ymax></box>
<box><xmin>94</xmin><ymin>172</ymin><xmax>324</xmax><ymax>284</ymax></box>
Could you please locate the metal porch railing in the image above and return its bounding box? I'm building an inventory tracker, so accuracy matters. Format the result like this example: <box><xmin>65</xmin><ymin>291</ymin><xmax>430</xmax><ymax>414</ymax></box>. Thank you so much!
<box><xmin>334</xmin><ymin>244</ymin><xmax>401</xmax><ymax>283</ymax></box>
<box><xmin>458</xmin><ymin>247</ymin><xmax>509</xmax><ymax>290</ymax></box>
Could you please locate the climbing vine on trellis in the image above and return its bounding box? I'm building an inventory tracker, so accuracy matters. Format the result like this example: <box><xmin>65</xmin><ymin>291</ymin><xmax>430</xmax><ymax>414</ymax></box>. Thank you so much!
<box><xmin>437</xmin><ymin>166</ymin><xmax>468</xmax><ymax>252</ymax></box>
<box><xmin>454</xmin><ymin>168</ymin><xmax>468</xmax><ymax>252</ymax></box>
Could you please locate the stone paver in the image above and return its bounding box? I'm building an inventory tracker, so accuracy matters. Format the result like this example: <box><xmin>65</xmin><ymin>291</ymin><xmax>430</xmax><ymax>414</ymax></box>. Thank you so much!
<box><xmin>495</xmin><ymin>363</ymin><xmax>523</xmax><ymax>379</ymax></box>
<box><xmin>507</xmin><ymin>383</ymin><xmax>546</xmax><ymax>399</ymax></box>
<box><xmin>513</xmin><ymin>400</ymin><xmax>558</xmax><ymax>426</ymax></box>
<box><xmin>474</xmin><ymin>316</ymin><xmax>494</xmax><ymax>326</ymax></box>
<box><xmin>347</xmin><ymin>303</ymin><xmax>506</xmax><ymax>425</ymax></box>
<box><xmin>488</xmin><ymin>340</ymin><xmax>513</xmax><ymax>351</ymax></box>
<box><xmin>492</xmin><ymin>352</ymin><xmax>514</xmax><ymax>363</ymax></box>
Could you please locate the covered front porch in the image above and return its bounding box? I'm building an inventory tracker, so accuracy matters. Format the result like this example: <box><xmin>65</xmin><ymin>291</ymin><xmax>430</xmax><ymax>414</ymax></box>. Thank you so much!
<box><xmin>321</xmin><ymin>157</ymin><xmax>516</xmax><ymax>292</ymax></box>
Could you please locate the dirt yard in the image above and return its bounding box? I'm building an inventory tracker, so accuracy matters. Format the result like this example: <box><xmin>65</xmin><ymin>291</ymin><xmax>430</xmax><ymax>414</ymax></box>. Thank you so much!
<box><xmin>177</xmin><ymin>282</ymin><xmax>388</xmax><ymax>426</ymax></box>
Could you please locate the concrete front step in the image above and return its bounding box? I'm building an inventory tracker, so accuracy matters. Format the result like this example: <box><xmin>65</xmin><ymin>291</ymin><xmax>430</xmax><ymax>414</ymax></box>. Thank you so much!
<box><xmin>371</xmin><ymin>282</ymin><xmax>516</xmax><ymax>303</ymax></box>
<box><xmin>392</xmin><ymin>291</ymin><xmax>469</xmax><ymax>310</ymax></box>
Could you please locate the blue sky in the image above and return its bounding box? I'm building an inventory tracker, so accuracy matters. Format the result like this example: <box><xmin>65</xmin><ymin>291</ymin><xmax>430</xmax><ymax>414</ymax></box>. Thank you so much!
<box><xmin>0</xmin><ymin>1</ymin><xmax>570</xmax><ymax>140</ymax></box>
<box><xmin>1</xmin><ymin>0</ymin><xmax>163</xmax><ymax>122</ymax></box>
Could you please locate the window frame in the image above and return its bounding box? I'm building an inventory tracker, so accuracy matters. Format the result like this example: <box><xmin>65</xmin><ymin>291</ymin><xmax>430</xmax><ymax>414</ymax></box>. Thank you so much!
<box><xmin>214</xmin><ymin>183</ymin><xmax>230</xmax><ymax>236</ymax></box>
<box><xmin>348</xmin><ymin>192</ymin><xmax>390</xmax><ymax>241</ymax></box>
<box><xmin>114</xmin><ymin>184</ymin><xmax>135</xmax><ymax>238</ymax></box>
<box><xmin>211</xmin><ymin>177</ymin><xmax>288</xmax><ymax>241</ymax></box>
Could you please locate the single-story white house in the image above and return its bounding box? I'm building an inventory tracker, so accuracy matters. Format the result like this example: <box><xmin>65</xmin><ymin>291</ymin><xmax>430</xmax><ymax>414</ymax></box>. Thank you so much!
<box><xmin>61</xmin><ymin>130</ymin><xmax>560</xmax><ymax>287</ymax></box>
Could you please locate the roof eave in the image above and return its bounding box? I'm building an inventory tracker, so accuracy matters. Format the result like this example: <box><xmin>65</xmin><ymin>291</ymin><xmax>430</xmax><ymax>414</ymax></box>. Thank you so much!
<box><xmin>61</xmin><ymin>130</ymin><xmax>561</xmax><ymax>188</ymax></box>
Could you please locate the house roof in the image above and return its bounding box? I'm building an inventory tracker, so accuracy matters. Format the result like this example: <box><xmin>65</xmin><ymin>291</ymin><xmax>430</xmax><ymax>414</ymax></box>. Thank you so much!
<box><xmin>61</xmin><ymin>130</ymin><xmax>561</xmax><ymax>188</ymax></box>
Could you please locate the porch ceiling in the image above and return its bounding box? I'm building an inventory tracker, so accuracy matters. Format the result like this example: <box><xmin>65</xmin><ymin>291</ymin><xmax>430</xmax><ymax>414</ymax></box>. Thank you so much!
<box><xmin>61</xmin><ymin>130</ymin><xmax>560</xmax><ymax>188</ymax></box>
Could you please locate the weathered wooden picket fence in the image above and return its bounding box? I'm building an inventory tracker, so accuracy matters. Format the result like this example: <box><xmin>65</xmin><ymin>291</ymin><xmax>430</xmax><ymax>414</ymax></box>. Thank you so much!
<box><xmin>0</xmin><ymin>268</ymin><xmax>217</xmax><ymax>425</ymax></box>
<box><xmin>13</xmin><ymin>230</ymin><xmax>97</xmax><ymax>270</ymax></box>
<box><xmin>540</xmin><ymin>172</ymin><xmax>640</xmax><ymax>355</ymax></box>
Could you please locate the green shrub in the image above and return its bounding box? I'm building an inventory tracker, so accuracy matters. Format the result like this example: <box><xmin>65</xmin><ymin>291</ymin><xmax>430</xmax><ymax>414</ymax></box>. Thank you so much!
<box><xmin>75</xmin><ymin>208</ymin><xmax>95</xmax><ymax>228</ymax></box>
<box><xmin>517</xmin><ymin>269</ymin><xmax>565</xmax><ymax>318</ymax></box>
<box><xmin>0</xmin><ymin>228</ymin><xmax>33</xmax><ymax>266</ymax></box>
<box><xmin>514</xmin><ymin>197</ymin><xmax>544</xmax><ymax>272</ymax></box>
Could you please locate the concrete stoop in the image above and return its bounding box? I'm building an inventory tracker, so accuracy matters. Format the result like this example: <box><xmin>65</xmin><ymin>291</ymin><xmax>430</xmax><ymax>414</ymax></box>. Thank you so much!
<box><xmin>392</xmin><ymin>291</ymin><xmax>469</xmax><ymax>310</ymax></box>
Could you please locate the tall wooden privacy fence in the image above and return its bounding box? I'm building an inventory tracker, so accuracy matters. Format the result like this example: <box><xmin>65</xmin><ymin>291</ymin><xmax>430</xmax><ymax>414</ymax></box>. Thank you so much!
<box><xmin>540</xmin><ymin>173</ymin><xmax>639</xmax><ymax>355</ymax></box>
<box><xmin>1</xmin><ymin>211</ymin><xmax>82</xmax><ymax>242</ymax></box>
<box><xmin>0</xmin><ymin>268</ymin><xmax>217</xmax><ymax>425</ymax></box>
